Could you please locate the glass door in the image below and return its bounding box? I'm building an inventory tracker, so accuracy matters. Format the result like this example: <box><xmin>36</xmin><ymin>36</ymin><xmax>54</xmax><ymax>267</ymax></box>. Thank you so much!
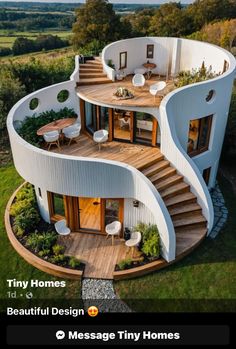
<box><xmin>113</xmin><ymin>109</ymin><xmax>132</xmax><ymax>142</ymax></box>
<box><xmin>85</xmin><ymin>101</ymin><xmax>97</xmax><ymax>134</ymax></box>
<box><xmin>134</xmin><ymin>112</ymin><xmax>153</xmax><ymax>145</ymax></box>
<box><xmin>78</xmin><ymin>197</ymin><xmax>101</xmax><ymax>232</ymax></box>
<box><xmin>99</xmin><ymin>106</ymin><xmax>109</xmax><ymax>131</ymax></box>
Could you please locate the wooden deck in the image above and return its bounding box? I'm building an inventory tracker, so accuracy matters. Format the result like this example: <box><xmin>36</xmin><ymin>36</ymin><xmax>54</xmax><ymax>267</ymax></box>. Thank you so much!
<box><xmin>52</xmin><ymin>133</ymin><xmax>162</xmax><ymax>170</ymax></box>
<box><xmin>60</xmin><ymin>233</ymin><xmax>128</xmax><ymax>279</ymax></box>
<box><xmin>77</xmin><ymin>75</ymin><xmax>175</xmax><ymax>108</ymax></box>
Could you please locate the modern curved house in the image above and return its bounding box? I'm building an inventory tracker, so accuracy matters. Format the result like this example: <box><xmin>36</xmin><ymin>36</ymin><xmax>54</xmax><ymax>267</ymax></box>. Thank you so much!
<box><xmin>7</xmin><ymin>37</ymin><xmax>236</xmax><ymax>279</ymax></box>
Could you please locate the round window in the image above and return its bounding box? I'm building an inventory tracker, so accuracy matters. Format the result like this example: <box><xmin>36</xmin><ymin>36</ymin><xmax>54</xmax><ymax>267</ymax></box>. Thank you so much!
<box><xmin>57</xmin><ymin>90</ymin><xmax>69</xmax><ymax>103</ymax></box>
<box><xmin>29</xmin><ymin>98</ymin><xmax>39</xmax><ymax>110</ymax></box>
<box><xmin>206</xmin><ymin>90</ymin><xmax>215</xmax><ymax>103</ymax></box>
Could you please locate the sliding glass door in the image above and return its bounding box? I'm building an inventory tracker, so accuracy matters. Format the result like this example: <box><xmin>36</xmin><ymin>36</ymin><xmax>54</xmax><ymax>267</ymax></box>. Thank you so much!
<box><xmin>85</xmin><ymin>101</ymin><xmax>97</xmax><ymax>134</ymax></box>
<box><xmin>134</xmin><ymin>112</ymin><xmax>154</xmax><ymax>146</ymax></box>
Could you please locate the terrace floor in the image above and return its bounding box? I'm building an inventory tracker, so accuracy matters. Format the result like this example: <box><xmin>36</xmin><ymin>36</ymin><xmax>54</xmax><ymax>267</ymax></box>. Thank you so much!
<box><xmin>59</xmin><ymin>232</ymin><xmax>128</xmax><ymax>279</ymax></box>
<box><xmin>52</xmin><ymin>133</ymin><xmax>161</xmax><ymax>170</ymax></box>
<box><xmin>77</xmin><ymin>75</ymin><xmax>175</xmax><ymax>108</ymax></box>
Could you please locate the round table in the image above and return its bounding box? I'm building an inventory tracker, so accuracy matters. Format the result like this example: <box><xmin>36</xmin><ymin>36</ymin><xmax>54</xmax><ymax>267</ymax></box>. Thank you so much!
<box><xmin>143</xmin><ymin>63</ymin><xmax>157</xmax><ymax>79</ymax></box>
<box><xmin>37</xmin><ymin>118</ymin><xmax>77</xmax><ymax>136</ymax></box>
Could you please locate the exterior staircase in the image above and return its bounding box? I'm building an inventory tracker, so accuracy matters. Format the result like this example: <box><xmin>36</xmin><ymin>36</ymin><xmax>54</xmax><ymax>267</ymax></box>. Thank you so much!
<box><xmin>77</xmin><ymin>57</ymin><xmax>111</xmax><ymax>86</ymax></box>
<box><xmin>139</xmin><ymin>156</ymin><xmax>207</xmax><ymax>258</ymax></box>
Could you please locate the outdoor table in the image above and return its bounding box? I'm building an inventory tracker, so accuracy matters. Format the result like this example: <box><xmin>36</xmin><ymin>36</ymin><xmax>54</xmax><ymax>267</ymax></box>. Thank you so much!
<box><xmin>143</xmin><ymin>62</ymin><xmax>157</xmax><ymax>79</ymax></box>
<box><xmin>37</xmin><ymin>118</ymin><xmax>77</xmax><ymax>136</ymax></box>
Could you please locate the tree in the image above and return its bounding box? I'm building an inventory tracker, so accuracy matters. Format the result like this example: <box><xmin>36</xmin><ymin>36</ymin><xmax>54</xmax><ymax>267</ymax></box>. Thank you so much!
<box><xmin>0</xmin><ymin>68</ymin><xmax>25</xmax><ymax>130</ymax></box>
<box><xmin>126</xmin><ymin>8</ymin><xmax>155</xmax><ymax>37</ymax></box>
<box><xmin>12</xmin><ymin>37</ymin><xmax>35</xmax><ymax>55</ymax></box>
<box><xmin>72</xmin><ymin>0</ymin><xmax>122</xmax><ymax>48</ymax></box>
<box><xmin>186</xmin><ymin>0</ymin><xmax>236</xmax><ymax>31</ymax></box>
<box><xmin>149</xmin><ymin>3</ymin><xmax>193</xmax><ymax>37</ymax></box>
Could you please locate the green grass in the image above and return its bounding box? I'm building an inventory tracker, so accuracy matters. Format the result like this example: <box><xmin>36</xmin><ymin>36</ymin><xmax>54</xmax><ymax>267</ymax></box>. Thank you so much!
<box><xmin>0</xmin><ymin>165</ymin><xmax>81</xmax><ymax>305</ymax></box>
<box><xmin>114</xmin><ymin>174</ymin><xmax>236</xmax><ymax>312</ymax></box>
<box><xmin>0</xmin><ymin>29</ymin><xmax>71</xmax><ymax>48</ymax></box>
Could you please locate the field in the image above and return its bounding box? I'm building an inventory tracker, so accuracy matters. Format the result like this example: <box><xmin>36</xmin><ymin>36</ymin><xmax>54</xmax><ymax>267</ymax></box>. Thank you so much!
<box><xmin>0</xmin><ymin>29</ymin><xmax>72</xmax><ymax>48</ymax></box>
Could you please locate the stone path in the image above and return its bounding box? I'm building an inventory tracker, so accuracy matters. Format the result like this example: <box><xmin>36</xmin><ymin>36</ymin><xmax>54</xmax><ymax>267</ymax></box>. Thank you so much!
<box><xmin>209</xmin><ymin>182</ymin><xmax>228</xmax><ymax>238</ymax></box>
<box><xmin>81</xmin><ymin>278</ymin><xmax>132</xmax><ymax>313</ymax></box>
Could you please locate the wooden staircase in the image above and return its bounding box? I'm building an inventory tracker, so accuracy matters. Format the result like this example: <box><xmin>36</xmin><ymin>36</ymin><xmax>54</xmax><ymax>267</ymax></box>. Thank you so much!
<box><xmin>77</xmin><ymin>57</ymin><xmax>111</xmax><ymax>86</ymax></box>
<box><xmin>139</xmin><ymin>156</ymin><xmax>207</xmax><ymax>257</ymax></box>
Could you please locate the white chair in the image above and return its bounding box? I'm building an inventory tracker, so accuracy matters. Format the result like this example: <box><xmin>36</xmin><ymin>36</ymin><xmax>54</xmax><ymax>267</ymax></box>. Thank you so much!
<box><xmin>105</xmin><ymin>220</ymin><xmax>122</xmax><ymax>246</ymax></box>
<box><xmin>149</xmin><ymin>81</ymin><xmax>167</xmax><ymax>99</ymax></box>
<box><xmin>132</xmin><ymin>73</ymin><xmax>145</xmax><ymax>88</ymax></box>
<box><xmin>134</xmin><ymin>68</ymin><xmax>146</xmax><ymax>75</ymax></box>
<box><xmin>43</xmin><ymin>130</ymin><xmax>60</xmax><ymax>151</ymax></box>
<box><xmin>125</xmin><ymin>231</ymin><xmax>142</xmax><ymax>257</ymax></box>
<box><xmin>54</xmin><ymin>219</ymin><xmax>71</xmax><ymax>239</ymax></box>
<box><xmin>63</xmin><ymin>123</ymin><xmax>81</xmax><ymax>146</ymax></box>
<box><xmin>93</xmin><ymin>129</ymin><xmax>108</xmax><ymax>151</ymax></box>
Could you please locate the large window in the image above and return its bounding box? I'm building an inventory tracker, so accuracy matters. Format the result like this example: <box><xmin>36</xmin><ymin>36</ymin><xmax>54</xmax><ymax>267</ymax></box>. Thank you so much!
<box><xmin>135</xmin><ymin>112</ymin><xmax>154</xmax><ymax>146</ymax></box>
<box><xmin>85</xmin><ymin>101</ymin><xmax>97</xmax><ymax>134</ymax></box>
<box><xmin>99</xmin><ymin>106</ymin><xmax>109</xmax><ymax>131</ymax></box>
<box><xmin>48</xmin><ymin>192</ymin><xmax>65</xmax><ymax>219</ymax></box>
<box><xmin>188</xmin><ymin>115</ymin><xmax>213</xmax><ymax>156</ymax></box>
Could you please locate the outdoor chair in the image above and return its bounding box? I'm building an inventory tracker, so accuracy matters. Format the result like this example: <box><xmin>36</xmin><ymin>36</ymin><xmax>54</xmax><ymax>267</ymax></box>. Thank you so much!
<box><xmin>43</xmin><ymin>130</ymin><xmax>60</xmax><ymax>151</ymax></box>
<box><xmin>149</xmin><ymin>81</ymin><xmax>167</xmax><ymax>99</ymax></box>
<box><xmin>63</xmin><ymin>123</ymin><xmax>81</xmax><ymax>146</ymax></box>
<box><xmin>125</xmin><ymin>231</ymin><xmax>142</xmax><ymax>257</ymax></box>
<box><xmin>93</xmin><ymin>129</ymin><xmax>108</xmax><ymax>151</ymax></box>
<box><xmin>105</xmin><ymin>220</ymin><xmax>122</xmax><ymax>246</ymax></box>
<box><xmin>132</xmin><ymin>73</ymin><xmax>145</xmax><ymax>88</ymax></box>
<box><xmin>54</xmin><ymin>219</ymin><xmax>71</xmax><ymax>240</ymax></box>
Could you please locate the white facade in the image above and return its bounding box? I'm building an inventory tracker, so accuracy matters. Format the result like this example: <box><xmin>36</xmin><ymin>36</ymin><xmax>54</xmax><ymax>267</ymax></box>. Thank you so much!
<box><xmin>7</xmin><ymin>37</ymin><xmax>236</xmax><ymax>263</ymax></box>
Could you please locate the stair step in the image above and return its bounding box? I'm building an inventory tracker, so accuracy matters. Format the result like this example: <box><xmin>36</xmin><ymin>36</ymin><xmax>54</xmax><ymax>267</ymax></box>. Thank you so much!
<box><xmin>160</xmin><ymin>182</ymin><xmax>190</xmax><ymax>199</ymax></box>
<box><xmin>175</xmin><ymin>228</ymin><xmax>207</xmax><ymax>255</ymax></box>
<box><xmin>85</xmin><ymin>60</ymin><xmax>102</xmax><ymax>65</ymax></box>
<box><xmin>173</xmin><ymin>214</ymin><xmax>206</xmax><ymax>228</ymax></box>
<box><xmin>148</xmin><ymin>167</ymin><xmax>176</xmax><ymax>184</ymax></box>
<box><xmin>79</xmin><ymin>68</ymin><xmax>103</xmax><ymax>73</ymax></box>
<box><xmin>78</xmin><ymin>78</ymin><xmax>111</xmax><ymax>86</ymax></box>
<box><xmin>164</xmin><ymin>192</ymin><xmax>197</xmax><ymax>208</ymax></box>
<box><xmin>79</xmin><ymin>73</ymin><xmax>107</xmax><ymax>78</ymax></box>
<box><xmin>136</xmin><ymin>154</ymin><xmax>164</xmax><ymax>170</ymax></box>
<box><xmin>142</xmin><ymin>160</ymin><xmax>169</xmax><ymax>177</ymax></box>
<box><xmin>155</xmin><ymin>174</ymin><xmax>183</xmax><ymax>191</ymax></box>
<box><xmin>168</xmin><ymin>203</ymin><xmax>202</xmax><ymax>217</ymax></box>
<box><xmin>80</xmin><ymin>64</ymin><xmax>103</xmax><ymax>70</ymax></box>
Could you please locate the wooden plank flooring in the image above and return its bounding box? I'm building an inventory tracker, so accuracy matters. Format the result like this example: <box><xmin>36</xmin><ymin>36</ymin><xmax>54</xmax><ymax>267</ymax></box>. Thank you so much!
<box><xmin>77</xmin><ymin>75</ymin><xmax>175</xmax><ymax>108</ymax></box>
<box><xmin>52</xmin><ymin>133</ymin><xmax>161</xmax><ymax>170</ymax></box>
<box><xmin>61</xmin><ymin>233</ymin><xmax>128</xmax><ymax>279</ymax></box>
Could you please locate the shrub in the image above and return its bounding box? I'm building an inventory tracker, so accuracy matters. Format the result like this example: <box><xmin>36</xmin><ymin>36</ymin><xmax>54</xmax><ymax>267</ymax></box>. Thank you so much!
<box><xmin>68</xmin><ymin>256</ymin><xmax>81</xmax><ymax>269</ymax></box>
<box><xmin>18</xmin><ymin>107</ymin><xmax>77</xmax><ymax>147</ymax></box>
<box><xmin>26</xmin><ymin>231</ymin><xmax>57</xmax><ymax>252</ymax></box>
<box><xmin>52</xmin><ymin>244</ymin><xmax>65</xmax><ymax>256</ymax></box>
<box><xmin>13</xmin><ymin>207</ymin><xmax>40</xmax><ymax>236</ymax></box>
<box><xmin>134</xmin><ymin>222</ymin><xmax>160</xmax><ymax>258</ymax></box>
<box><xmin>50</xmin><ymin>254</ymin><xmax>66</xmax><ymax>265</ymax></box>
<box><xmin>38</xmin><ymin>249</ymin><xmax>51</xmax><ymax>257</ymax></box>
<box><xmin>10</xmin><ymin>183</ymin><xmax>36</xmax><ymax>217</ymax></box>
<box><xmin>175</xmin><ymin>65</ymin><xmax>219</xmax><ymax>88</ymax></box>
<box><xmin>117</xmin><ymin>258</ymin><xmax>132</xmax><ymax>270</ymax></box>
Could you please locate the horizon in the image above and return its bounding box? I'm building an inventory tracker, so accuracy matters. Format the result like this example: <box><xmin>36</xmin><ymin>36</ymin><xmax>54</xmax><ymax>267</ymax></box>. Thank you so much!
<box><xmin>0</xmin><ymin>0</ymin><xmax>194</xmax><ymax>4</ymax></box>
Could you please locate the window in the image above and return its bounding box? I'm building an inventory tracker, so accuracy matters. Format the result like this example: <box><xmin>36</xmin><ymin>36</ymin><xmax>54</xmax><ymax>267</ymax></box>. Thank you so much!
<box><xmin>147</xmin><ymin>44</ymin><xmax>154</xmax><ymax>59</ymax></box>
<box><xmin>38</xmin><ymin>188</ymin><xmax>42</xmax><ymax>198</ymax></box>
<box><xmin>48</xmin><ymin>192</ymin><xmax>65</xmax><ymax>219</ymax></box>
<box><xmin>119</xmin><ymin>51</ymin><xmax>127</xmax><ymax>69</ymax></box>
<box><xmin>188</xmin><ymin>115</ymin><xmax>213</xmax><ymax>156</ymax></box>
<box><xmin>104</xmin><ymin>199</ymin><xmax>123</xmax><ymax>226</ymax></box>
<box><xmin>85</xmin><ymin>101</ymin><xmax>97</xmax><ymax>134</ymax></box>
<box><xmin>203</xmin><ymin>167</ymin><xmax>211</xmax><ymax>185</ymax></box>
<box><xmin>99</xmin><ymin>107</ymin><xmax>109</xmax><ymax>131</ymax></box>
<box><xmin>135</xmin><ymin>112</ymin><xmax>153</xmax><ymax>146</ymax></box>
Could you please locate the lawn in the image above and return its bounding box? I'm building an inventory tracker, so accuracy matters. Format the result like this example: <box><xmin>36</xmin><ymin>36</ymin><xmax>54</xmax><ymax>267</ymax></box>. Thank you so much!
<box><xmin>0</xmin><ymin>164</ymin><xmax>81</xmax><ymax>307</ymax></box>
<box><xmin>114</xmin><ymin>173</ymin><xmax>236</xmax><ymax>312</ymax></box>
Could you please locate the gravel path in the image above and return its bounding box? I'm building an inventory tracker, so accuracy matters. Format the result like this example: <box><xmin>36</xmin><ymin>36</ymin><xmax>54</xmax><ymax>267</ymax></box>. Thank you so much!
<box><xmin>209</xmin><ymin>182</ymin><xmax>228</xmax><ymax>238</ymax></box>
<box><xmin>81</xmin><ymin>278</ymin><xmax>132</xmax><ymax>313</ymax></box>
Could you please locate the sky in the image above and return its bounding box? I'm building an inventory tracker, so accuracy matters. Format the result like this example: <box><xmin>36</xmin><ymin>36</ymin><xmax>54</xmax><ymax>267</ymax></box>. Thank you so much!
<box><xmin>1</xmin><ymin>0</ymin><xmax>194</xmax><ymax>4</ymax></box>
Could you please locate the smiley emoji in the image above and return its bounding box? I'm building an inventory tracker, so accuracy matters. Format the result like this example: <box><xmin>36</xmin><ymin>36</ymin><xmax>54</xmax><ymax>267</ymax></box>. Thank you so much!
<box><xmin>88</xmin><ymin>306</ymin><xmax>99</xmax><ymax>317</ymax></box>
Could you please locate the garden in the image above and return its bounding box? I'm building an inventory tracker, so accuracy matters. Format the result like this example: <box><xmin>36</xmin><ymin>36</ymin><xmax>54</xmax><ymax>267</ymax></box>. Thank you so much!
<box><xmin>9</xmin><ymin>182</ymin><xmax>83</xmax><ymax>272</ymax></box>
<box><xmin>115</xmin><ymin>223</ymin><xmax>161</xmax><ymax>271</ymax></box>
